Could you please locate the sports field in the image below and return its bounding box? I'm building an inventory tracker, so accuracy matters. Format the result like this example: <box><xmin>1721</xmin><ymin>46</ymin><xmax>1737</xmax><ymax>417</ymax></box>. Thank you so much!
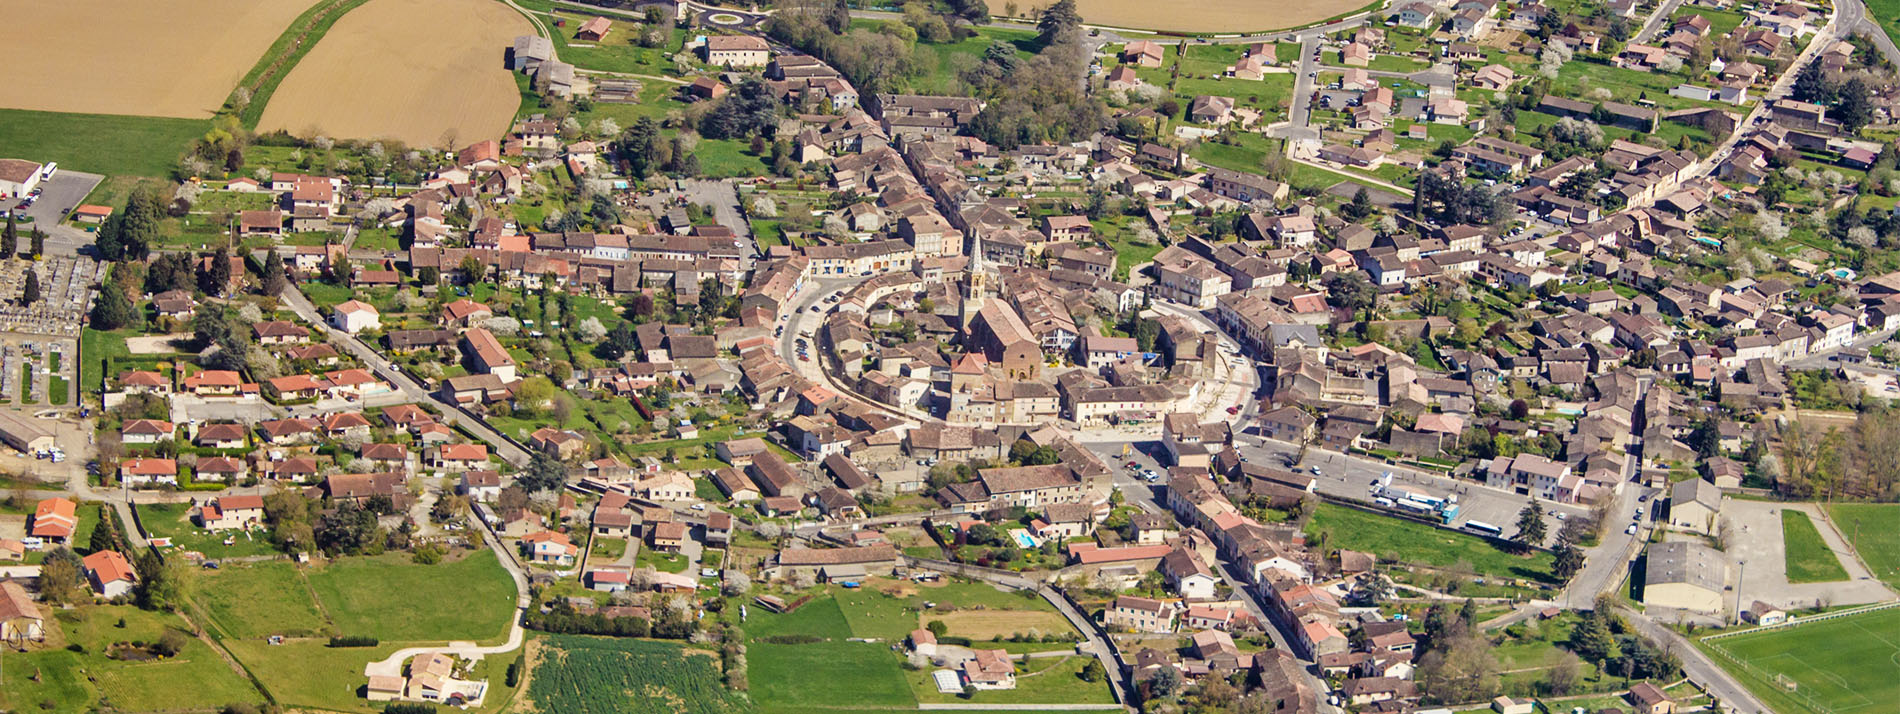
<box><xmin>1703</xmin><ymin>607</ymin><xmax>1900</xmax><ymax>714</ymax></box>
<box><xmin>0</xmin><ymin>0</ymin><xmax>322</xmax><ymax>118</ymax></box>
<box><xmin>256</xmin><ymin>0</ymin><xmax>533</xmax><ymax>147</ymax></box>
<box><xmin>1825</xmin><ymin>502</ymin><xmax>1900</xmax><ymax>590</ymax></box>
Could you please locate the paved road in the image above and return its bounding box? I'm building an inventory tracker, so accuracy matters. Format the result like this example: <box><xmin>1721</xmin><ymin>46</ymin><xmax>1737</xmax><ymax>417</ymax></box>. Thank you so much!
<box><xmin>1784</xmin><ymin>328</ymin><xmax>1896</xmax><ymax>370</ymax></box>
<box><xmin>1838</xmin><ymin>0</ymin><xmax>1900</xmax><ymax>67</ymax></box>
<box><xmin>678</xmin><ymin>179</ymin><xmax>755</xmax><ymax>268</ymax></box>
<box><xmin>1631</xmin><ymin>0</ymin><xmax>1687</xmax><ymax>44</ymax></box>
<box><xmin>1682</xmin><ymin>2</ymin><xmax>1844</xmax><ymax>193</ymax></box>
<box><xmin>1274</xmin><ymin>35</ymin><xmax>1325</xmax><ymax>147</ymax></box>
<box><xmin>276</xmin><ymin>279</ymin><xmax>532</xmax><ymax>467</ymax></box>
<box><xmin>1622</xmin><ymin>608</ymin><xmax>1769</xmax><ymax>714</ymax></box>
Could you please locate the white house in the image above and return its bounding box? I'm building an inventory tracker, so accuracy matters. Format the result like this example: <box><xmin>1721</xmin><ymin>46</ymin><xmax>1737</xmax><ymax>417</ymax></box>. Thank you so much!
<box><xmin>331</xmin><ymin>300</ymin><xmax>381</xmax><ymax>333</ymax></box>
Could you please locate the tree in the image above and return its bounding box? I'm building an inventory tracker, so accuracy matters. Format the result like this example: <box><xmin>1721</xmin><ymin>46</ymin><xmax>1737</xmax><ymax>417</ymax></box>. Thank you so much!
<box><xmin>1834</xmin><ymin>77</ymin><xmax>1874</xmax><ymax>134</ymax></box>
<box><xmin>92</xmin><ymin>279</ymin><xmax>138</xmax><ymax>330</ymax></box>
<box><xmin>721</xmin><ymin>571</ymin><xmax>752</xmax><ymax>596</ymax></box>
<box><xmin>1080</xmin><ymin>659</ymin><xmax>1105</xmax><ymax>683</ymax></box>
<box><xmin>1037</xmin><ymin>0</ymin><xmax>1081</xmax><ymax>45</ymax></box>
<box><xmin>1343</xmin><ymin>187</ymin><xmax>1373</xmax><ymax>220</ymax></box>
<box><xmin>135</xmin><ymin>549</ymin><xmax>189</xmax><ymax>611</ymax></box>
<box><xmin>1417</xmin><ymin>634</ymin><xmax>1501</xmax><ymax>704</ymax></box>
<box><xmin>1552</xmin><ymin>540</ymin><xmax>1584</xmax><ymax>581</ymax></box>
<box><xmin>1514</xmin><ymin>501</ymin><xmax>1547</xmax><ymax>549</ymax></box>
<box><xmin>20</xmin><ymin>270</ymin><xmax>39</xmax><ymax>306</ymax></box>
<box><xmin>89</xmin><ymin>506</ymin><xmax>122</xmax><ymax>554</ymax></box>
<box><xmin>1569</xmin><ymin>613</ymin><xmax>1620</xmax><ymax>679</ymax></box>
<box><xmin>1324</xmin><ymin>271</ymin><xmax>1376</xmax><ymax>317</ymax></box>
<box><xmin>518</xmin><ymin>451</ymin><xmax>568</xmax><ymax>493</ymax></box>
<box><xmin>927</xmin><ymin>619</ymin><xmax>949</xmax><ymax>638</ymax></box>
<box><xmin>1</xmin><ymin>214</ymin><xmax>15</xmax><ymax>258</ymax></box>
<box><xmin>199</xmin><ymin>247</ymin><xmax>232</xmax><ymax>296</ymax></box>
<box><xmin>262</xmin><ymin>251</ymin><xmax>288</xmax><ymax>295</ymax></box>
<box><xmin>39</xmin><ymin>548</ymin><xmax>88</xmax><ymax>604</ymax></box>
<box><xmin>28</xmin><ymin>228</ymin><xmax>43</xmax><ymax>259</ymax></box>
<box><xmin>460</xmin><ymin>254</ymin><xmax>487</xmax><ymax>283</ymax></box>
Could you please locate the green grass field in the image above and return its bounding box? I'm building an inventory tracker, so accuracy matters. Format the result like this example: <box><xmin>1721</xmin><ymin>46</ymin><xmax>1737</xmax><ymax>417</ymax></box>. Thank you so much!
<box><xmin>139</xmin><ymin>502</ymin><xmax>284</xmax><ymax>559</ymax></box>
<box><xmin>0</xmin><ymin>109</ymin><xmax>206</xmax><ymax>178</ymax></box>
<box><xmin>303</xmin><ymin>551</ymin><xmax>516</xmax><ymax>642</ymax></box>
<box><xmin>198</xmin><ymin>560</ymin><xmax>331</xmax><ymax>639</ymax></box>
<box><xmin>905</xmin><ymin>654</ymin><xmax>1113</xmax><ymax>704</ymax></box>
<box><xmin>751</xmin><ymin>640</ymin><xmax>916</xmax><ymax>713</ymax></box>
<box><xmin>1701</xmin><ymin>607</ymin><xmax>1900</xmax><ymax>714</ymax></box>
<box><xmin>0</xmin><ymin>606</ymin><xmax>265</xmax><ymax>713</ymax></box>
<box><xmin>1782</xmin><ymin>510</ymin><xmax>1850</xmax><ymax>583</ymax></box>
<box><xmin>224</xmin><ymin>638</ymin><xmax>400</xmax><ymax>712</ymax></box>
<box><xmin>1305</xmin><ymin>503</ymin><xmax>1557</xmax><ymax>585</ymax></box>
<box><xmin>525</xmin><ymin>635</ymin><xmax>750</xmax><ymax>714</ymax></box>
<box><xmin>1824</xmin><ymin>503</ymin><xmax>1899</xmax><ymax>590</ymax></box>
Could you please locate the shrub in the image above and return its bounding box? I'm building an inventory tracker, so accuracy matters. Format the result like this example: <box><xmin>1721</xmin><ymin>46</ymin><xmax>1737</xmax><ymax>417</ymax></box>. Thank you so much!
<box><xmin>329</xmin><ymin>636</ymin><xmax>380</xmax><ymax>648</ymax></box>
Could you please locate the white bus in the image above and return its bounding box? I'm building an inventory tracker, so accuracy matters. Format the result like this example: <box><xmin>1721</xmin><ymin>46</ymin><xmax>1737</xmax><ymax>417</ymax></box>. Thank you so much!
<box><xmin>1463</xmin><ymin>521</ymin><xmax>1503</xmax><ymax>537</ymax></box>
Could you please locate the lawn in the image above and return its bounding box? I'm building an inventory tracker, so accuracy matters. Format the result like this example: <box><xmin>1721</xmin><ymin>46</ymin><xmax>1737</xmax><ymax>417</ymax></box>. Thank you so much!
<box><xmin>1699</xmin><ymin>607</ymin><xmax>1900</xmax><ymax>714</ymax></box>
<box><xmin>750</xmin><ymin>640</ymin><xmax>916</xmax><ymax>714</ymax></box>
<box><xmin>303</xmin><ymin>550</ymin><xmax>516</xmax><ymax>642</ymax></box>
<box><xmin>0</xmin><ymin>108</ymin><xmax>207</xmax><ymax>178</ymax></box>
<box><xmin>1781</xmin><ymin>510</ymin><xmax>1849</xmax><ymax>583</ymax></box>
<box><xmin>0</xmin><ymin>605</ymin><xmax>265</xmax><ymax>713</ymax></box>
<box><xmin>1823</xmin><ymin>503</ymin><xmax>1899</xmax><ymax>590</ymax></box>
<box><xmin>906</xmin><ymin>654</ymin><xmax>1113</xmax><ymax>705</ymax></box>
<box><xmin>1304</xmin><ymin>503</ymin><xmax>1557</xmax><ymax>585</ymax></box>
<box><xmin>905</xmin><ymin>23</ymin><xmax>1041</xmax><ymax>94</ymax></box>
<box><xmin>80</xmin><ymin>328</ymin><xmax>133</xmax><ymax>397</ymax></box>
<box><xmin>636</xmin><ymin>548</ymin><xmax>689</xmax><ymax>573</ymax></box>
<box><xmin>524</xmin><ymin>635</ymin><xmax>750</xmax><ymax>714</ymax></box>
<box><xmin>694</xmin><ymin>138</ymin><xmax>770</xmax><ymax>178</ymax></box>
<box><xmin>139</xmin><ymin>502</ymin><xmax>284</xmax><ymax>559</ymax></box>
<box><xmin>224</xmin><ymin>638</ymin><xmax>401</xmax><ymax>713</ymax></box>
<box><xmin>197</xmin><ymin>560</ymin><xmax>330</xmax><ymax>639</ymax></box>
<box><xmin>521</xmin><ymin>0</ymin><xmax>688</xmax><ymax>77</ymax></box>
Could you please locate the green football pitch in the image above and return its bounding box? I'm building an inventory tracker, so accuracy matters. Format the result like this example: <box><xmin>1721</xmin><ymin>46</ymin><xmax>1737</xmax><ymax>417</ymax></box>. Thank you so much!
<box><xmin>1702</xmin><ymin>607</ymin><xmax>1900</xmax><ymax>714</ymax></box>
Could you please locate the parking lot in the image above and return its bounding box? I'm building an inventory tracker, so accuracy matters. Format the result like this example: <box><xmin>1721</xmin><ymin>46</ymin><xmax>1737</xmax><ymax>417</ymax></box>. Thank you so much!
<box><xmin>0</xmin><ymin>255</ymin><xmax>102</xmax><ymax>336</ymax></box>
<box><xmin>1</xmin><ymin>170</ymin><xmax>102</xmax><ymax>227</ymax></box>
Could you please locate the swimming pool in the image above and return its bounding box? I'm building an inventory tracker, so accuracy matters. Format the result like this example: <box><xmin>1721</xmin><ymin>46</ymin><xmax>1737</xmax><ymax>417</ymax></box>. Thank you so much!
<box><xmin>1011</xmin><ymin>530</ymin><xmax>1038</xmax><ymax>548</ymax></box>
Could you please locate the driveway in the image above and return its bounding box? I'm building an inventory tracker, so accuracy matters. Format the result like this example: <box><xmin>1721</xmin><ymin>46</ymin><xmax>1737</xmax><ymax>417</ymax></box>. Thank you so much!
<box><xmin>1720</xmin><ymin>500</ymin><xmax>1895</xmax><ymax>612</ymax></box>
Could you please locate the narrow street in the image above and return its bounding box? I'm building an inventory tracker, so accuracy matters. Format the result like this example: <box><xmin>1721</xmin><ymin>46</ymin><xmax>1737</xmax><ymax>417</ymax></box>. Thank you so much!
<box><xmin>275</xmin><ymin>279</ymin><xmax>532</xmax><ymax>467</ymax></box>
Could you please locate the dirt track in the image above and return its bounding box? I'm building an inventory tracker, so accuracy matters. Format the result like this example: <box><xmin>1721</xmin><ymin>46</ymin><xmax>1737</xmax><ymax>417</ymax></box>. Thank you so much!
<box><xmin>1068</xmin><ymin>0</ymin><xmax>1356</xmax><ymax>32</ymax></box>
<box><xmin>255</xmin><ymin>0</ymin><xmax>532</xmax><ymax>148</ymax></box>
<box><xmin>0</xmin><ymin>0</ymin><xmax>322</xmax><ymax>118</ymax></box>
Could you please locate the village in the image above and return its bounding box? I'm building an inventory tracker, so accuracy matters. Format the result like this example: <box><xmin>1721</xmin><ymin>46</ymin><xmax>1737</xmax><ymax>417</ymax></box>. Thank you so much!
<box><xmin>0</xmin><ymin>0</ymin><xmax>1897</xmax><ymax>713</ymax></box>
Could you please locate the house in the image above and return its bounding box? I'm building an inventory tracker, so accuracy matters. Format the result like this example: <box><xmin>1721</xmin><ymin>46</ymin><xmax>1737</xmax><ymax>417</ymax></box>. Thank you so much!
<box><xmin>1668</xmin><ymin>478</ymin><xmax>1722</xmax><ymax>534</ymax></box>
<box><xmin>120</xmin><ymin>419</ymin><xmax>174</xmax><ymax>445</ymax></box>
<box><xmin>530</xmin><ymin>427</ymin><xmax>587</xmax><ymax>459</ymax></box>
<box><xmin>463</xmin><ymin>327</ymin><xmax>517</xmax><ymax>381</ymax></box>
<box><xmin>29</xmin><ymin>497</ymin><xmax>78</xmax><ymax>544</ymax></box>
<box><xmin>119</xmin><ymin>458</ymin><xmax>178</xmax><ymax>486</ymax></box>
<box><xmin>704</xmin><ymin>35</ymin><xmax>771</xmax><ymax>68</ymax></box>
<box><xmin>1105</xmin><ymin>595</ymin><xmax>1178</xmax><ymax>633</ymax></box>
<box><xmin>196</xmin><ymin>495</ymin><xmax>266</xmax><ymax>530</ymax></box>
<box><xmin>1122</xmin><ymin>40</ymin><xmax>1166</xmax><ymax>67</ymax></box>
<box><xmin>687</xmin><ymin>76</ymin><xmax>728</xmax><ymax>100</ymax></box>
<box><xmin>575</xmin><ymin>16</ymin><xmax>611</xmax><ymax>41</ymax></box>
<box><xmin>962</xmin><ymin>648</ymin><xmax>1017</xmax><ymax>689</ymax></box>
<box><xmin>461</xmin><ymin>470</ymin><xmax>502</xmax><ymax>502</ymax></box>
<box><xmin>331</xmin><ymin>300</ymin><xmax>381</xmax><ymax>333</ymax></box>
<box><xmin>1628</xmin><ymin>681</ymin><xmax>1675</xmax><ymax>714</ymax></box>
<box><xmin>1642</xmin><ymin>541</ymin><xmax>1725</xmax><ymax>614</ymax></box>
<box><xmin>0</xmin><ymin>581</ymin><xmax>43</xmax><ymax>642</ymax></box>
<box><xmin>648</xmin><ymin>521</ymin><xmax>688</xmax><ymax>552</ymax></box>
<box><xmin>432</xmin><ymin>443</ymin><xmax>489</xmax><ymax>472</ymax></box>
<box><xmin>586</xmin><ymin>569</ymin><xmax>631</xmax><ymax>592</ymax></box>
<box><xmin>1744</xmin><ymin>600</ymin><xmax>1787</xmax><ymax>625</ymax></box>
<box><xmin>1189</xmin><ymin>95</ymin><xmax>1237</xmax><ymax>125</ymax></box>
<box><xmin>83</xmin><ymin>550</ymin><xmax>138</xmax><ymax>598</ymax></box>
<box><xmin>1160</xmin><ymin>547</ymin><xmax>1220</xmax><ymax>600</ymax></box>
<box><xmin>522</xmin><ymin>531</ymin><xmax>579</xmax><ymax>565</ymax></box>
